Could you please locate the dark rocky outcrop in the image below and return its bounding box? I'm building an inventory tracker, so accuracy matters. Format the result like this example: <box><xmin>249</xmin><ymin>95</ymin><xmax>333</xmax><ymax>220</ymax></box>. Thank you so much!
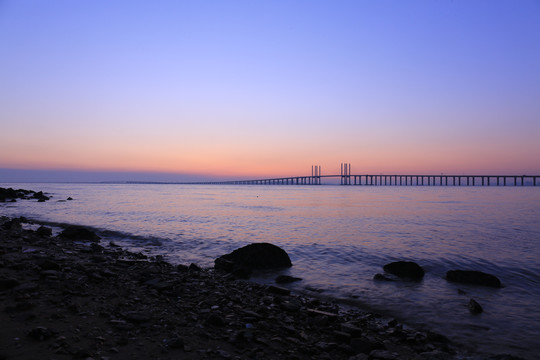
<box><xmin>446</xmin><ymin>270</ymin><xmax>501</xmax><ymax>288</ymax></box>
<box><xmin>59</xmin><ymin>225</ymin><xmax>101</xmax><ymax>241</ymax></box>
<box><xmin>0</xmin><ymin>187</ymin><xmax>50</xmax><ymax>202</ymax></box>
<box><xmin>382</xmin><ymin>261</ymin><xmax>425</xmax><ymax>280</ymax></box>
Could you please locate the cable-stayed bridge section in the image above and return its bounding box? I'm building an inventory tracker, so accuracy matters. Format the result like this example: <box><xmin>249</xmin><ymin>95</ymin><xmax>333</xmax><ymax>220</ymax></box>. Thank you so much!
<box><xmin>189</xmin><ymin>164</ymin><xmax>539</xmax><ymax>186</ymax></box>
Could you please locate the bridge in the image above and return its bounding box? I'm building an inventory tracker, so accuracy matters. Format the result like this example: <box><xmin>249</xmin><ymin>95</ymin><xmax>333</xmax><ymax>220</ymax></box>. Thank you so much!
<box><xmin>189</xmin><ymin>164</ymin><xmax>539</xmax><ymax>186</ymax></box>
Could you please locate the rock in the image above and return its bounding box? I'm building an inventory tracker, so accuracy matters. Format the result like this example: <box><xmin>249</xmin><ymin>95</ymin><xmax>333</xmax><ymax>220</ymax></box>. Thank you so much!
<box><xmin>419</xmin><ymin>350</ymin><xmax>453</xmax><ymax>360</ymax></box>
<box><xmin>205</xmin><ymin>313</ymin><xmax>226</xmax><ymax>327</ymax></box>
<box><xmin>2</xmin><ymin>218</ymin><xmax>22</xmax><ymax>230</ymax></box>
<box><xmin>32</xmin><ymin>191</ymin><xmax>50</xmax><ymax>202</ymax></box>
<box><xmin>217</xmin><ymin>243</ymin><xmax>292</xmax><ymax>270</ymax></box>
<box><xmin>280</xmin><ymin>299</ymin><xmax>302</xmax><ymax>312</ymax></box>
<box><xmin>38</xmin><ymin>259</ymin><xmax>61</xmax><ymax>270</ymax></box>
<box><xmin>176</xmin><ymin>264</ymin><xmax>189</xmax><ymax>272</ymax></box>
<box><xmin>0</xmin><ymin>278</ymin><xmax>20</xmax><ymax>290</ymax></box>
<box><xmin>382</xmin><ymin>261</ymin><xmax>424</xmax><ymax>280</ymax></box>
<box><xmin>468</xmin><ymin>298</ymin><xmax>483</xmax><ymax>314</ymax></box>
<box><xmin>123</xmin><ymin>311</ymin><xmax>150</xmax><ymax>323</ymax></box>
<box><xmin>341</xmin><ymin>323</ymin><xmax>362</xmax><ymax>337</ymax></box>
<box><xmin>373</xmin><ymin>273</ymin><xmax>394</xmax><ymax>282</ymax></box>
<box><xmin>275</xmin><ymin>275</ymin><xmax>302</xmax><ymax>284</ymax></box>
<box><xmin>144</xmin><ymin>278</ymin><xmax>173</xmax><ymax>291</ymax></box>
<box><xmin>59</xmin><ymin>225</ymin><xmax>101</xmax><ymax>241</ymax></box>
<box><xmin>232</xmin><ymin>267</ymin><xmax>252</xmax><ymax>279</ymax></box>
<box><xmin>333</xmin><ymin>330</ymin><xmax>351</xmax><ymax>342</ymax></box>
<box><xmin>67</xmin><ymin>197</ymin><xmax>73</xmax><ymax>200</ymax></box>
<box><xmin>348</xmin><ymin>355</ymin><xmax>369</xmax><ymax>360</ymax></box>
<box><xmin>350</xmin><ymin>337</ymin><xmax>384</xmax><ymax>354</ymax></box>
<box><xmin>36</xmin><ymin>226</ymin><xmax>52</xmax><ymax>237</ymax></box>
<box><xmin>27</xmin><ymin>327</ymin><xmax>55</xmax><ymax>341</ymax></box>
<box><xmin>369</xmin><ymin>349</ymin><xmax>398</xmax><ymax>359</ymax></box>
<box><xmin>446</xmin><ymin>270</ymin><xmax>501</xmax><ymax>288</ymax></box>
<box><xmin>168</xmin><ymin>337</ymin><xmax>184</xmax><ymax>349</ymax></box>
<box><xmin>214</xmin><ymin>257</ymin><xmax>234</xmax><ymax>272</ymax></box>
<box><xmin>268</xmin><ymin>285</ymin><xmax>291</xmax><ymax>296</ymax></box>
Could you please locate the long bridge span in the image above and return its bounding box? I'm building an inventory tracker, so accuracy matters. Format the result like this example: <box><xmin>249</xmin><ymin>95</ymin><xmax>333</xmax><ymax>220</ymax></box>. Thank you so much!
<box><xmin>189</xmin><ymin>164</ymin><xmax>539</xmax><ymax>186</ymax></box>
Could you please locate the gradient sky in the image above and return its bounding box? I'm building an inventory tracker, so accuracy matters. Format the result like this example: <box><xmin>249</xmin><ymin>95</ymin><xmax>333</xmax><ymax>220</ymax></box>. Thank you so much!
<box><xmin>1</xmin><ymin>0</ymin><xmax>539</xmax><ymax>181</ymax></box>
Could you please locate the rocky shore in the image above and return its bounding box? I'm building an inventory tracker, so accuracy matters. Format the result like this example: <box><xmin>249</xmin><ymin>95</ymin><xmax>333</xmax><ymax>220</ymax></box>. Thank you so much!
<box><xmin>0</xmin><ymin>215</ymin><xmax>521</xmax><ymax>360</ymax></box>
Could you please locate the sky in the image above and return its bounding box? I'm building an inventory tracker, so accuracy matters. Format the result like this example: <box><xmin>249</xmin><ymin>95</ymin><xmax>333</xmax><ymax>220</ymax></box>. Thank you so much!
<box><xmin>1</xmin><ymin>0</ymin><xmax>539</xmax><ymax>182</ymax></box>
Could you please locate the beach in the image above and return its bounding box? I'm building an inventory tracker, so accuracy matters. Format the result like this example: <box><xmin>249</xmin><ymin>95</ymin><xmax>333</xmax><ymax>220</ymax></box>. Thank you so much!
<box><xmin>0</xmin><ymin>214</ymin><xmax>497</xmax><ymax>360</ymax></box>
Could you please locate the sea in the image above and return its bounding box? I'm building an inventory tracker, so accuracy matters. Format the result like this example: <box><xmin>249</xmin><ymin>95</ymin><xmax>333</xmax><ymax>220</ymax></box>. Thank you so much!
<box><xmin>1</xmin><ymin>183</ymin><xmax>539</xmax><ymax>359</ymax></box>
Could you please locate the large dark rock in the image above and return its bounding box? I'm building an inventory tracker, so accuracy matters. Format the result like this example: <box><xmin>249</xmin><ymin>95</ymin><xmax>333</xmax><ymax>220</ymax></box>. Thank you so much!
<box><xmin>382</xmin><ymin>261</ymin><xmax>425</xmax><ymax>280</ymax></box>
<box><xmin>59</xmin><ymin>225</ymin><xmax>101</xmax><ymax>241</ymax></box>
<box><xmin>216</xmin><ymin>243</ymin><xmax>292</xmax><ymax>275</ymax></box>
<box><xmin>446</xmin><ymin>270</ymin><xmax>501</xmax><ymax>288</ymax></box>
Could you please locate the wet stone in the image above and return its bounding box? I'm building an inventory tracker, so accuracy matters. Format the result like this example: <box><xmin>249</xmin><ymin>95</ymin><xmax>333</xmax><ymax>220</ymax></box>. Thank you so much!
<box><xmin>468</xmin><ymin>298</ymin><xmax>483</xmax><ymax>314</ymax></box>
<box><xmin>38</xmin><ymin>259</ymin><xmax>61</xmax><ymax>270</ymax></box>
<box><xmin>205</xmin><ymin>313</ymin><xmax>226</xmax><ymax>327</ymax></box>
<box><xmin>27</xmin><ymin>326</ymin><xmax>55</xmax><ymax>341</ymax></box>
<box><xmin>36</xmin><ymin>226</ymin><xmax>52</xmax><ymax>237</ymax></box>
<box><xmin>370</xmin><ymin>349</ymin><xmax>399</xmax><ymax>360</ymax></box>
<box><xmin>275</xmin><ymin>275</ymin><xmax>302</xmax><ymax>284</ymax></box>
<box><xmin>268</xmin><ymin>285</ymin><xmax>290</xmax><ymax>296</ymax></box>
<box><xmin>0</xmin><ymin>278</ymin><xmax>20</xmax><ymax>290</ymax></box>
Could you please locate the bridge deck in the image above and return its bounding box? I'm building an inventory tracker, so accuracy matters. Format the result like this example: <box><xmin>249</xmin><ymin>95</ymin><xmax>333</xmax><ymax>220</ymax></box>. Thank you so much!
<box><xmin>189</xmin><ymin>174</ymin><xmax>539</xmax><ymax>186</ymax></box>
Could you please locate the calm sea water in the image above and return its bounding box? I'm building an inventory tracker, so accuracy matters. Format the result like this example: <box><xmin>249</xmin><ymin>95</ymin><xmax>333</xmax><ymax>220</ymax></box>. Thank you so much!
<box><xmin>1</xmin><ymin>183</ymin><xmax>539</xmax><ymax>359</ymax></box>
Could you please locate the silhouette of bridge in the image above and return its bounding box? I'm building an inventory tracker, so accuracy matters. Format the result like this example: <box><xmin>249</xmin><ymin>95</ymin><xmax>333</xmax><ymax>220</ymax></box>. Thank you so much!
<box><xmin>189</xmin><ymin>164</ymin><xmax>539</xmax><ymax>186</ymax></box>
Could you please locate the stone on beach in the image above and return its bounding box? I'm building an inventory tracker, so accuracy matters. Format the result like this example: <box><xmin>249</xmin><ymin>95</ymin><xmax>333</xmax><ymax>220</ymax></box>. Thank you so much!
<box><xmin>59</xmin><ymin>225</ymin><xmax>101</xmax><ymax>241</ymax></box>
<box><xmin>446</xmin><ymin>270</ymin><xmax>501</xmax><ymax>288</ymax></box>
<box><xmin>215</xmin><ymin>243</ymin><xmax>292</xmax><ymax>278</ymax></box>
<box><xmin>382</xmin><ymin>261</ymin><xmax>425</xmax><ymax>280</ymax></box>
<box><xmin>36</xmin><ymin>226</ymin><xmax>52</xmax><ymax>237</ymax></box>
<box><xmin>219</xmin><ymin>242</ymin><xmax>292</xmax><ymax>269</ymax></box>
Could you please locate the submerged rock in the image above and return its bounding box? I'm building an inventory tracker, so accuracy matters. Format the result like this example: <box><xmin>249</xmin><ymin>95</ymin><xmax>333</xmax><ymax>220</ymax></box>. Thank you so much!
<box><xmin>468</xmin><ymin>298</ymin><xmax>483</xmax><ymax>314</ymax></box>
<box><xmin>382</xmin><ymin>261</ymin><xmax>425</xmax><ymax>280</ymax></box>
<box><xmin>446</xmin><ymin>270</ymin><xmax>501</xmax><ymax>288</ymax></box>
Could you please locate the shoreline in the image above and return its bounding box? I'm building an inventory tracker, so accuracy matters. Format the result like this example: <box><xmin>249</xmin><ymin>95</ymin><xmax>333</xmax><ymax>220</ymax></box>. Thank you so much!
<box><xmin>0</xmin><ymin>215</ymin><xmax>521</xmax><ymax>360</ymax></box>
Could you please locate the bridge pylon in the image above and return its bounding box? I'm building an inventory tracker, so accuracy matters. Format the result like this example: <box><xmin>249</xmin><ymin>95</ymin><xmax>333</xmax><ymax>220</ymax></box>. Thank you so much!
<box><xmin>341</xmin><ymin>163</ymin><xmax>351</xmax><ymax>185</ymax></box>
<box><xmin>312</xmin><ymin>165</ymin><xmax>321</xmax><ymax>185</ymax></box>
